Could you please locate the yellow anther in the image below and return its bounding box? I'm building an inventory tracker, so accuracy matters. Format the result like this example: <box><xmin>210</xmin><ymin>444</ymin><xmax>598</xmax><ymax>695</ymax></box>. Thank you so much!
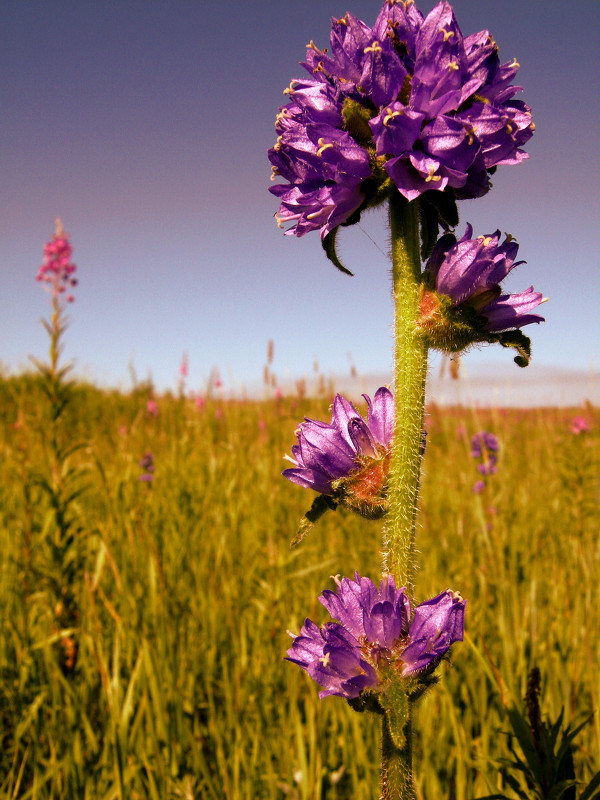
<box><xmin>307</xmin><ymin>211</ymin><xmax>321</xmax><ymax>221</ymax></box>
<box><xmin>511</xmin><ymin>58</ymin><xmax>520</xmax><ymax>69</ymax></box>
<box><xmin>283</xmin><ymin>81</ymin><xmax>296</xmax><ymax>95</ymax></box>
<box><xmin>275</xmin><ymin>214</ymin><xmax>285</xmax><ymax>228</ymax></box>
<box><xmin>364</xmin><ymin>41</ymin><xmax>382</xmax><ymax>54</ymax></box>
<box><xmin>464</xmin><ymin>125</ymin><xmax>477</xmax><ymax>145</ymax></box>
<box><xmin>540</xmin><ymin>296</ymin><xmax>550</xmax><ymax>304</ymax></box>
<box><xmin>530</xmin><ymin>122</ymin><xmax>536</xmax><ymax>131</ymax></box>
<box><xmin>273</xmin><ymin>135</ymin><xmax>283</xmax><ymax>152</ymax></box>
<box><xmin>275</xmin><ymin>110</ymin><xmax>288</xmax><ymax>127</ymax></box>
<box><xmin>441</xmin><ymin>28</ymin><xmax>455</xmax><ymax>42</ymax></box>
<box><xmin>383</xmin><ymin>107</ymin><xmax>403</xmax><ymax>125</ymax></box>
<box><xmin>336</xmin><ymin>14</ymin><xmax>348</xmax><ymax>26</ymax></box>
<box><xmin>319</xmin><ymin>652</ymin><xmax>331</xmax><ymax>667</ymax></box>
<box><xmin>479</xmin><ymin>236</ymin><xmax>493</xmax><ymax>246</ymax></box>
<box><xmin>316</xmin><ymin>138</ymin><xmax>334</xmax><ymax>157</ymax></box>
<box><xmin>506</xmin><ymin>123</ymin><xmax>514</xmax><ymax>134</ymax></box>
<box><xmin>270</xmin><ymin>166</ymin><xmax>279</xmax><ymax>182</ymax></box>
<box><xmin>425</xmin><ymin>166</ymin><xmax>441</xmax><ymax>183</ymax></box>
<box><xmin>448</xmin><ymin>61</ymin><xmax>459</xmax><ymax>71</ymax></box>
<box><xmin>312</xmin><ymin>61</ymin><xmax>325</xmax><ymax>74</ymax></box>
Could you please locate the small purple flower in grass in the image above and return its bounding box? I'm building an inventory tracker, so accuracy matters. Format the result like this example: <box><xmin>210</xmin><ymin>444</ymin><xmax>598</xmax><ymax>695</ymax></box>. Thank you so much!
<box><xmin>419</xmin><ymin>225</ymin><xmax>545</xmax><ymax>366</ymax></box>
<box><xmin>470</xmin><ymin>431</ymin><xmax>498</xmax><ymax>491</ymax></box>
<box><xmin>471</xmin><ymin>430</ymin><xmax>499</xmax><ymax>474</ymax></box>
<box><xmin>286</xmin><ymin>573</ymin><xmax>465</xmax><ymax>700</ymax></box>
<box><xmin>138</xmin><ymin>452</ymin><xmax>155</xmax><ymax>483</ymax></box>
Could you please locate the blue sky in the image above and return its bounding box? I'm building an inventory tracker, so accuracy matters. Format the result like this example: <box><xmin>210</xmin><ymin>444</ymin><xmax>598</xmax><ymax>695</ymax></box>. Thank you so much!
<box><xmin>2</xmin><ymin>0</ymin><xmax>599</xmax><ymax>396</ymax></box>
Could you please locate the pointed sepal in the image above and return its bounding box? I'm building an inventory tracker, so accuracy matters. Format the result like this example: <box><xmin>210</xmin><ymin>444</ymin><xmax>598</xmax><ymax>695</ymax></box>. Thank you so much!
<box><xmin>497</xmin><ymin>329</ymin><xmax>532</xmax><ymax>367</ymax></box>
<box><xmin>322</xmin><ymin>227</ymin><xmax>354</xmax><ymax>276</ymax></box>
<box><xmin>289</xmin><ymin>494</ymin><xmax>338</xmax><ymax>548</ymax></box>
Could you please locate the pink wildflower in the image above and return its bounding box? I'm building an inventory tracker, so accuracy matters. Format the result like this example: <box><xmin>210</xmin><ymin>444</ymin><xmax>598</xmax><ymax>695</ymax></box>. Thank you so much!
<box><xmin>36</xmin><ymin>219</ymin><xmax>77</xmax><ymax>301</ymax></box>
<box><xmin>179</xmin><ymin>353</ymin><xmax>189</xmax><ymax>379</ymax></box>
<box><xmin>146</xmin><ymin>399</ymin><xmax>159</xmax><ymax>417</ymax></box>
<box><xmin>571</xmin><ymin>415</ymin><xmax>590</xmax><ymax>435</ymax></box>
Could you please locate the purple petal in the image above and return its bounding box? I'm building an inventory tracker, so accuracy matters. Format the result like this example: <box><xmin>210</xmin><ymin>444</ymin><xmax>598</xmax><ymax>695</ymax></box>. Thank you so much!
<box><xmin>364</xmin><ymin>387</ymin><xmax>394</xmax><ymax>447</ymax></box>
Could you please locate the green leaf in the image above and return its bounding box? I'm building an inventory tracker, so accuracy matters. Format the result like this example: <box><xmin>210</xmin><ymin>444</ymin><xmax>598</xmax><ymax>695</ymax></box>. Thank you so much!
<box><xmin>474</xmin><ymin>795</ymin><xmax>511</xmax><ymax>799</ymax></box>
<box><xmin>546</xmin><ymin>779</ymin><xmax>578</xmax><ymax>800</ymax></box>
<box><xmin>322</xmin><ymin>227</ymin><xmax>354</xmax><ymax>276</ymax></box>
<box><xmin>506</xmin><ymin>706</ymin><xmax>543</xmax><ymax>784</ymax></box>
<box><xmin>579</xmin><ymin>770</ymin><xmax>600</xmax><ymax>800</ymax></box>
<box><xmin>501</xmin><ymin>770</ymin><xmax>533</xmax><ymax>800</ymax></box>
<box><xmin>289</xmin><ymin>494</ymin><xmax>337</xmax><ymax>548</ymax></box>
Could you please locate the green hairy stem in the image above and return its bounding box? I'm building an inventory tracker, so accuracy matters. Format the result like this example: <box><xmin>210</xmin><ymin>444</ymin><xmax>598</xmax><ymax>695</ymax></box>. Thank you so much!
<box><xmin>384</xmin><ymin>194</ymin><xmax>428</xmax><ymax>599</ymax></box>
<box><xmin>381</xmin><ymin>712</ymin><xmax>417</xmax><ymax>800</ymax></box>
<box><xmin>381</xmin><ymin>193</ymin><xmax>428</xmax><ymax>799</ymax></box>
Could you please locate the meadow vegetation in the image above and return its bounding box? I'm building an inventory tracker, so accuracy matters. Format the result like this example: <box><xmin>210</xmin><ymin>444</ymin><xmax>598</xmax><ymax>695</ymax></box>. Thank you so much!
<box><xmin>0</xmin><ymin>373</ymin><xmax>598</xmax><ymax>799</ymax></box>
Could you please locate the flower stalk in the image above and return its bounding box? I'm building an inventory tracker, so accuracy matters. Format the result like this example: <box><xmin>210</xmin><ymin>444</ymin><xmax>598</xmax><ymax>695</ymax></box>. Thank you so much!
<box><xmin>384</xmin><ymin>193</ymin><xmax>428</xmax><ymax>601</ymax></box>
<box><xmin>32</xmin><ymin>220</ymin><xmax>83</xmax><ymax>675</ymax></box>
<box><xmin>381</xmin><ymin>711</ymin><xmax>416</xmax><ymax>800</ymax></box>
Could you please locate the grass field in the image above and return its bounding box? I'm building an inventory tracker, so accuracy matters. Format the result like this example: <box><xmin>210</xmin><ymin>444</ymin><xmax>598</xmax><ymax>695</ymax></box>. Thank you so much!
<box><xmin>0</xmin><ymin>374</ymin><xmax>598</xmax><ymax>799</ymax></box>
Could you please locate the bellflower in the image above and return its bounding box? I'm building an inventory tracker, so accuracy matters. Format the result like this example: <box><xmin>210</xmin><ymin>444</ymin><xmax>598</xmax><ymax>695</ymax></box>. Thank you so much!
<box><xmin>424</xmin><ymin>224</ymin><xmax>544</xmax><ymax>330</ymax></box>
<box><xmin>286</xmin><ymin>573</ymin><xmax>465</xmax><ymax>699</ymax></box>
<box><xmin>419</xmin><ymin>224</ymin><xmax>544</xmax><ymax>366</ymax></box>
<box><xmin>269</xmin><ymin>0</ymin><xmax>534</xmax><ymax>238</ymax></box>
<box><xmin>283</xmin><ymin>387</ymin><xmax>395</xmax><ymax>517</ymax></box>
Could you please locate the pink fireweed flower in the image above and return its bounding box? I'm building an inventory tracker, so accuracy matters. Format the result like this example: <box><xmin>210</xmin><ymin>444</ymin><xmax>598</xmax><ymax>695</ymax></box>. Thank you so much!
<box><xmin>36</xmin><ymin>219</ymin><xmax>77</xmax><ymax>302</ymax></box>
<box><xmin>179</xmin><ymin>353</ymin><xmax>189</xmax><ymax>379</ymax></box>
<box><xmin>571</xmin><ymin>415</ymin><xmax>590</xmax><ymax>435</ymax></box>
<box><xmin>146</xmin><ymin>399</ymin><xmax>159</xmax><ymax>417</ymax></box>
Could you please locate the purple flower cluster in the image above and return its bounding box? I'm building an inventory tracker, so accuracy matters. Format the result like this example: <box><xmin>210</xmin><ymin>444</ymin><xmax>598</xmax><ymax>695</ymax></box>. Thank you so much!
<box><xmin>424</xmin><ymin>224</ymin><xmax>544</xmax><ymax>332</ymax></box>
<box><xmin>470</xmin><ymin>431</ymin><xmax>498</xmax><ymax>492</ymax></box>
<box><xmin>36</xmin><ymin>225</ymin><xmax>77</xmax><ymax>302</ymax></box>
<box><xmin>286</xmin><ymin>573</ymin><xmax>465</xmax><ymax>699</ymax></box>
<box><xmin>269</xmin><ymin>0</ymin><xmax>533</xmax><ymax>238</ymax></box>
<box><xmin>283</xmin><ymin>387</ymin><xmax>393</xmax><ymax>495</ymax></box>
